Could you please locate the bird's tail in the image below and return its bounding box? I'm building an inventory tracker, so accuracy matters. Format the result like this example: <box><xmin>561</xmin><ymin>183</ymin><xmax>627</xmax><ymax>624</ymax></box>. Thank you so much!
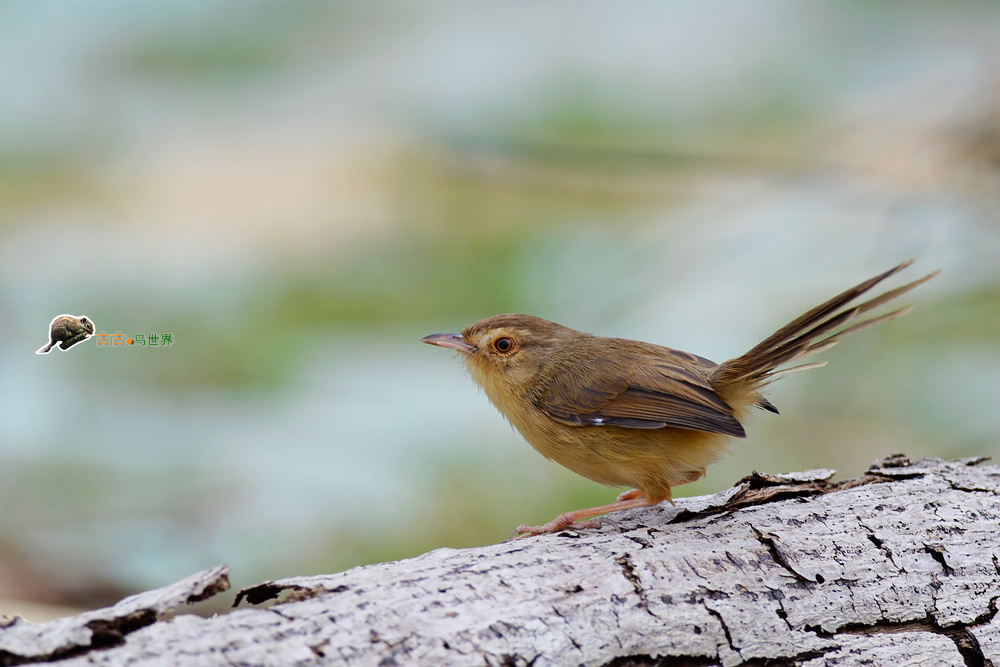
<box><xmin>711</xmin><ymin>260</ymin><xmax>939</xmax><ymax>400</ymax></box>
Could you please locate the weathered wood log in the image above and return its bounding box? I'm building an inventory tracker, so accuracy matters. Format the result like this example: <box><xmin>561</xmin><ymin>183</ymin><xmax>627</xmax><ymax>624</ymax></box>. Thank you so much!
<box><xmin>2</xmin><ymin>455</ymin><xmax>998</xmax><ymax>666</ymax></box>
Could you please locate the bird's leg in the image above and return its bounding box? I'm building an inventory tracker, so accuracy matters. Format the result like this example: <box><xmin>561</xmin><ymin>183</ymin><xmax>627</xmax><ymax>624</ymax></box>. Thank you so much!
<box><xmin>509</xmin><ymin>495</ymin><xmax>656</xmax><ymax>541</ymax></box>
<box><xmin>510</xmin><ymin>469</ymin><xmax>709</xmax><ymax>540</ymax></box>
<box><xmin>615</xmin><ymin>488</ymin><xmax>644</xmax><ymax>502</ymax></box>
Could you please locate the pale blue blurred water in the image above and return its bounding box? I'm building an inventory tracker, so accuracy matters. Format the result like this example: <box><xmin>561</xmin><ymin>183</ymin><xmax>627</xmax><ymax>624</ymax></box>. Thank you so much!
<box><xmin>1</xmin><ymin>2</ymin><xmax>999</xmax><ymax>599</ymax></box>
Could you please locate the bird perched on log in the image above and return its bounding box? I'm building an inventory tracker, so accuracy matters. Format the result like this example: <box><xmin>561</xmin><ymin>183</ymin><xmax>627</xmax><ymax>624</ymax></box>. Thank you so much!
<box><xmin>422</xmin><ymin>260</ymin><xmax>938</xmax><ymax>539</ymax></box>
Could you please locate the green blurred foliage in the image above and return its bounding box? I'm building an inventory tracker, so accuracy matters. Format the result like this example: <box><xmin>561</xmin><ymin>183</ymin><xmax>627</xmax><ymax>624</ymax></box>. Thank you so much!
<box><xmin>2</xmin><ymin>2</ymin><xmax>998</xmax><ymax>611</ymax></box>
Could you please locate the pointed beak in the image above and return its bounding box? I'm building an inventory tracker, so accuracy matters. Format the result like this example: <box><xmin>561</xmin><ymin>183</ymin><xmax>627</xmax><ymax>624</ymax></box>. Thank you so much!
<box><xmin>421</xmin><ymin>332</ymin><xmax>476</xmax><ymax>355</ymax></box>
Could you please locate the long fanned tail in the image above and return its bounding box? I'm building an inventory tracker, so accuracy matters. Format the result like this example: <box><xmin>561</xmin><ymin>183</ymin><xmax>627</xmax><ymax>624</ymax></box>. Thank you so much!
<box><xmin>711</xmin><ymin>260</ymin><xmax>939</xmax><ymax>394</ymax></box>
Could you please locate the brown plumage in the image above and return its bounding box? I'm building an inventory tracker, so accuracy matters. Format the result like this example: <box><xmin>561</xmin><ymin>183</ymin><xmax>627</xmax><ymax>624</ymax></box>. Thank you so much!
<box><xmin>422</xmin><ymin>260</ymin><xmax>938</xmax><ymax>539</ymax></box>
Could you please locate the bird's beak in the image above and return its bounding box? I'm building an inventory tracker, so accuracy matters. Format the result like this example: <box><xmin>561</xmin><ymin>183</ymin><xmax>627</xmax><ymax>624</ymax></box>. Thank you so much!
<box><xmin>421</xmin><ymin>332</ymin><xmax>476</xmax><ymax>355</ymax></box>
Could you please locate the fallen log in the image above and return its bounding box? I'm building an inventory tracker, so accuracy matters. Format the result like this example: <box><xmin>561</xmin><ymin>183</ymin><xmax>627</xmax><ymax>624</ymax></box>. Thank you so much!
<box><xmin>2</xmin><ymin>455</ymin><xmax>998</xmax><ymax>666</ymax></box>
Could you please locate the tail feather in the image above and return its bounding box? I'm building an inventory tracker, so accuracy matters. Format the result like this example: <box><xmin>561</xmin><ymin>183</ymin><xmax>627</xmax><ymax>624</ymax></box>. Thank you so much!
<box><xmin>712</xmin><ymin>260</ymin><xmax>938</xmax><ymax>392</ymax></box>
<box><xmin>738</xmin><ymin>260</ymin><xmax>915</xmax><ymax>364</ymax></box>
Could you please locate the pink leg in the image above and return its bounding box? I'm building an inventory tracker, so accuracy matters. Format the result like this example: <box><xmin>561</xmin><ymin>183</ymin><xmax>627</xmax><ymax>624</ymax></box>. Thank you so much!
<box><xmin>509</xmin><ymin>495</ymin><xmax>655</xmax><ymax>541</ymax></box>
<box><xmin>616</xmin><ymin>488</ymin><xmax>644</xmax><ymax>502</ymax></box>
<box><xmin>510</xmin><ymin>471</ymin><xmax>707</xmax><ymax>541</ymax></box>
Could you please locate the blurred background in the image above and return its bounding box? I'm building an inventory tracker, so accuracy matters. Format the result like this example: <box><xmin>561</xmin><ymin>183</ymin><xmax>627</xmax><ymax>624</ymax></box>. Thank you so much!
<box><xmin>2</xmin><ymin>1</ymin><xmax>999</xmax><ymax>619</ymax></box>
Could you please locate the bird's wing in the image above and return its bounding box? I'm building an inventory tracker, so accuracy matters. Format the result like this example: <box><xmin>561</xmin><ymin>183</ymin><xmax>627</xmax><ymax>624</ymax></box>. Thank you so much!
<box><xmin>534</xmin><ymin>351</ymin><xmax>746</xmax><ymax>438</ymax></box>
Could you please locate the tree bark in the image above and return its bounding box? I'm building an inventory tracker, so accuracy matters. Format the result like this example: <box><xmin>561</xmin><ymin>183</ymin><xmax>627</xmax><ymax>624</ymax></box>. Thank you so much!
<box><xmin>2</xmin><ymin>455</ymin><xmax>998</xmax><ymax>666</ymax></box>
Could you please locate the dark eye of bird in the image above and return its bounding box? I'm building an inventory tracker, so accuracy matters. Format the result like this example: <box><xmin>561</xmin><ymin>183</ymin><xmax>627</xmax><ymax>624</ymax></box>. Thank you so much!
<box><xmin>492</xmin><ymin>336</ymin><xmax>515</xmax><ymax>354</ymax></box>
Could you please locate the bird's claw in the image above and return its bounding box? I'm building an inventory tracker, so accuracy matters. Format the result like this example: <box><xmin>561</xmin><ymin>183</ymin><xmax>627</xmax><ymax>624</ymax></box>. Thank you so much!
<box><xmin>507</xmin><ymin>516</ymin><xmax>620</xmax><ymax>541</ymax></box>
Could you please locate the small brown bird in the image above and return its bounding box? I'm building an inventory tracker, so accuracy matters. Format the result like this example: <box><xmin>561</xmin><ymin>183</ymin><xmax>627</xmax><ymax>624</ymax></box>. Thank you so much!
<box><xmin>422</xmin><ymin>260</ymin><xmax>938</xmax><ymax>539</ymax></box>
<box><xmin>36</xmin><ymin>314</ymin><xmax>96</xmax><ymax>354</ymax></box>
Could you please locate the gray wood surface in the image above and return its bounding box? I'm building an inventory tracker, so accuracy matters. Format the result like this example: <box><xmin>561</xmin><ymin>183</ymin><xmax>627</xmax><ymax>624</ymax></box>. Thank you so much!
<box><xmin>2</xmin><ymin>455</ymin><xmax>997</xmax><ymax>666</ymax></box>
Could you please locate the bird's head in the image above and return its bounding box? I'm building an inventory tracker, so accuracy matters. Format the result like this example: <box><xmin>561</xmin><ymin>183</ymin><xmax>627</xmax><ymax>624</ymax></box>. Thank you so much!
<box><xmin>422</xmin><ymin>314</ymin><xmax>575</xmax><ymax>395</ymax></box>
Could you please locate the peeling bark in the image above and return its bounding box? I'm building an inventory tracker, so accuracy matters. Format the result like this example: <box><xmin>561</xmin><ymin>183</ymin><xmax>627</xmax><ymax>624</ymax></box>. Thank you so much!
<box><xmin>0</xmin><ymin>566</ymin><xmax>229</xmax><ymax>665</ymax></box>
<box><xmin>1</xmin><ymin>456</ymin><xmax>998</xmax><ymax>666</ymax></box>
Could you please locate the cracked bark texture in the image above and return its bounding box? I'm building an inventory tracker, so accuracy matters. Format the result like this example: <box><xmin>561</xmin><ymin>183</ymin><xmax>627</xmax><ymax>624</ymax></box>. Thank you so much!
<box><xmin>2</xmin><ymin>455</ymin><xmax>999</xmax><ymax>666</ymax></box>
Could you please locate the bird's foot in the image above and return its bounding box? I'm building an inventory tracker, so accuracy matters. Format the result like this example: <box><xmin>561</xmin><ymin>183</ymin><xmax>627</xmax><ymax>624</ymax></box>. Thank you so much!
<box><xmin>507</xmin><ymin>495</ymin><xmax>654</xmax><ymax>541</ymax></box>
<box><xmin>508</xmin><ymin>516</ymin><xmax>605</xmax><ymax>541</ymax></box>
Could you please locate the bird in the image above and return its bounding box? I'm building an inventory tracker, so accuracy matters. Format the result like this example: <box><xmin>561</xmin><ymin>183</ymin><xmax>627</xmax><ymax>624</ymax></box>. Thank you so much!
<box><xmin>422</xmin><ymin>260</ymin><xmax>938</xmax><ymax>539</ymax></box>
<box><xmin>37</xmin><ymin>314</ymin><xmax>95</xmax><ymax>354</ymax></box>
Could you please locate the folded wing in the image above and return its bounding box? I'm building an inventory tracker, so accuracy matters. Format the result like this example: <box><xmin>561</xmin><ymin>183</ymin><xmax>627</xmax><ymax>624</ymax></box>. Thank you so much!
<box><xmin>534</xmin><ymin>352</ymin><xmax>746</xmax><ymax>438</ymax></box>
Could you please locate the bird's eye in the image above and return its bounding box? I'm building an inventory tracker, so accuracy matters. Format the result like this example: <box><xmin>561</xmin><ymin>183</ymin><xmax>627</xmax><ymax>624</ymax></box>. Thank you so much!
<box><xmin>492</xmin><ymin>336</ymin><xmax>516</xmax><ymax>354</ymax></box>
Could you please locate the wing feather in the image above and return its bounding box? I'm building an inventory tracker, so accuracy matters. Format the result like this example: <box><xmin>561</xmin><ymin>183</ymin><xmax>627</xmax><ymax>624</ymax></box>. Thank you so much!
<box><xmin>534</xmin><ymin>353</ymin><xmax>746</xmax><ymax>438</ymax></box>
